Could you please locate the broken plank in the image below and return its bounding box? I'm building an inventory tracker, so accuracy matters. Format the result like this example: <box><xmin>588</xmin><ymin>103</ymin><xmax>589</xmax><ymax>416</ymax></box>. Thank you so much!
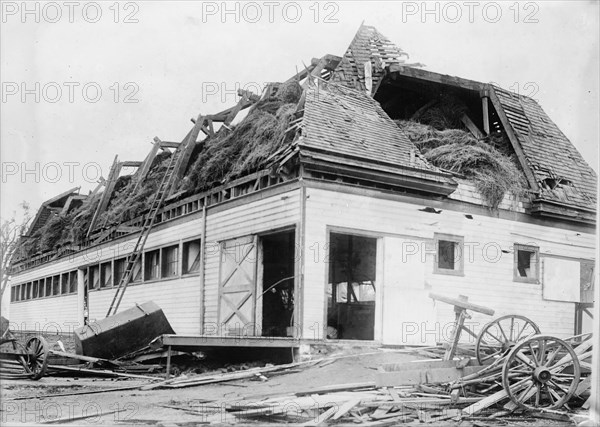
<box><xmin>332</xmin><ymin>398</ymin><xmax>361</xmax><ymax>420</ymax></box>
<box><xmin>301</xmin><ymin>405</ymin><xmax>338</xmax><ymax>426</ymax></box>
<box><xmin>48</xmin><ymin>350</ymin><xmax>120</xmax><ymax>365</ymax></box>
<box><xmin>376</xmin><ymin>365</ymin><xmax>485</xmax><ymax>387</ymax></box>
<box><xmin>47</xmin><ymin>364</ymin><xmax>158</xmax><ymax>380</ymax></box>
<box><xmin>463</xmin><ymin>380</ymin><xmax>531</xmax><ymax>415</ymax></box>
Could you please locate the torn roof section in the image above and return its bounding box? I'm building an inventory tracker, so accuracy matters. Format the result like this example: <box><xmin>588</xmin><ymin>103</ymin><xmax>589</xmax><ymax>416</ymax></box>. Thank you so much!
<box><xmin>298</xmin><ymin>82</ymin><xmax>456</xmax><ymax>195</ymax></box>
<box><xmin>490</xmin><ymin>86</ymin><xmax>597</xmax><ymax>214</ymax></box>
<box><xmin>26</xmin><ymin>187</ymin><xmax>81</xmax><ymax>236</ymax></box>
<box><xmin>330</xmin><ymin>24</ymin><xmax>415</xmax><ymax>93</ymax></box>
<box><xmin>334</xmin><ymin>25</ymin><xmax>597</xmax><ymax>219</ymax></box>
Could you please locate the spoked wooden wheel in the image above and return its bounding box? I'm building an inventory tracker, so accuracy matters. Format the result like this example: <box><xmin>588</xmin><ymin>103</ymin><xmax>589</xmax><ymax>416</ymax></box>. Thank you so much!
<box><xmin>502</xmin><ymin>335</ymin><xmax>580</xmax><ymax>410</ymax></box>
<box><xmin>476</xmin><ymin>315</ymin><xmax>540</xmax><ymax>364</ymax></box>
<box><xmin>23</xmin><ymin>337</ymin><xmax>48</xmax><ymax>380</ymax></box>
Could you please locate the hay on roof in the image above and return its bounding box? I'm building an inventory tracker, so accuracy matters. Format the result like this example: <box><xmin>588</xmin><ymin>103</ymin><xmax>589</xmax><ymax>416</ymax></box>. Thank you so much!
<box><xmin>180</xmin><ymin>83</ymin><xmax>300</xmax><ymax>193</ymax></box>
<box><xmin>396</xmin><ymin>120</ymin><xmax>526</xmax><ymax>208</ymax></box>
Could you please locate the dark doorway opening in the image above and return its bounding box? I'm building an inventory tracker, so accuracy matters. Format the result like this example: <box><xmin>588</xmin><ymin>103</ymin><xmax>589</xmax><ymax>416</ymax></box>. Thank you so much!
<box><xmin>260</xmin><ymin>230</ymin><xmax>295</xmax><ymax>337</ymax></box>
<box><xmin>327</xmin><ymin>233</ymin><xmax>377</xmax><ymax>340</ymax></box>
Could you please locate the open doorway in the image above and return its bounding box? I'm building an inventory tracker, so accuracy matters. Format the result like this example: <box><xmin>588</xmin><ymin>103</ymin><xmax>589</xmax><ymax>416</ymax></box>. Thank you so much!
<box><xmin>327</xmin><ymin>233</ymin><xmax>377</xmax><ymax>340</ymax></box>
<box><xmin>259</xmin><ymin>230</ymin><xmax>295</xmax><ymax>337</ymax></box>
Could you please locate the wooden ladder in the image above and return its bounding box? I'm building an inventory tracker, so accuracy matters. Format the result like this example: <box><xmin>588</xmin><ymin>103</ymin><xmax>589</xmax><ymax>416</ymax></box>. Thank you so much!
<box><xmin>105</xmin><ymin>145</ymin><xmax>182</xmax><ymax>317</ymax></box>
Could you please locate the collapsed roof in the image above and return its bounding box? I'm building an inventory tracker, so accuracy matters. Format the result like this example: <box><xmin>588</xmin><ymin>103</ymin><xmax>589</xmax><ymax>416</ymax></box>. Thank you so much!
<box><xmin>12</xmin><ymin>24</ymin><xmax>597</xmax><ymax>269</ymax></box>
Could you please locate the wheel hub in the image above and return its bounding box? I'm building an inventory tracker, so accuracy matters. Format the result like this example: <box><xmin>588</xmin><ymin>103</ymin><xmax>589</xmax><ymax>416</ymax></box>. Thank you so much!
<box><xmin>533</xmin><ymin>367</ymin><xmax>552</xmax><ymax>383</ymax></box>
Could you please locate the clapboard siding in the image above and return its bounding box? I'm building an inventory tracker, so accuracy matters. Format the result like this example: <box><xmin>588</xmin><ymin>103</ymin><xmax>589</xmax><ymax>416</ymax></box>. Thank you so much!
<box><xmin>202</xmin><ymin>189</ymin><xmax>301</xmax><ymax>330</ymax></box>
<box><xmin>8</xmin><ymin>216</ymin><xmax>204</xmax><ymax>333</ymax></box>
<box><xmin>449</xmin><ymin>179</ymin><xmax>531</xmax><ymax>212</ymax></box>
<box><xmin>88</xmin><ymin>275</ymin><xmax>201</xmax><ymax>334</ymax></box>
<box><xmin>302</xmin><ymin>186</ymin><xmax>595</xmax><ymax>341</ymax></box>
<box><xmin>9</xmin><ymin>294</ymin><xmax>78</xmax><ymax>332</ymax></box>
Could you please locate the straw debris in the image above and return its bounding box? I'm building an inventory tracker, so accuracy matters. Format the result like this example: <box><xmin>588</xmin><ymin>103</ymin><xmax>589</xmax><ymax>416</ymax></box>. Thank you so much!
<box><xmin>396</xmin><ymin>120</ymin><xmax>526</xmax><ymax>208</ymax></box>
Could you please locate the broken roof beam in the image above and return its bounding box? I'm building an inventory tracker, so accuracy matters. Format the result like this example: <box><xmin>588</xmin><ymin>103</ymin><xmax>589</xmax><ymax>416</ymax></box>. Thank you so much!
<box><xmin>120</xmin><ymin>161</ymin><xmax>142</xmax><ymax>168</ymax></box>
<box><xmin>134</xmin><ymin>138</ymin><xmax>162</xmax><ymax>191</ymax></box>
<box><xmin>487</xmin><ymin>86</ymin><xmax>540</xmax><ymax>192</ymax></box>
<box><xmin>209</xmin><ymin>89</ymin><xmax>259</xmax><ymax>124</ymax></box>
<box><xmin>168</xmin><ymin>114</ymin><xmax>206</xmax><ymax>195</ymax></box>
<box><xmin>460</xmin><ymin>113</ymin><xmax>484</xmax><ymax>139</ymax></box>
<box><xmin>86</xmin><ymin>155</ymin><xmax>121</xmax><ymax>238</ymax></box>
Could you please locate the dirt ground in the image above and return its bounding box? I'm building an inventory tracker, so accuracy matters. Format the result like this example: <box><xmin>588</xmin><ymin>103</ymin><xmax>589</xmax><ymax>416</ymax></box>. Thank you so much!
<box><xmin>0</xmin><ymin>349</ymin><xmax>584</xmax><ymax>426</ymax></box>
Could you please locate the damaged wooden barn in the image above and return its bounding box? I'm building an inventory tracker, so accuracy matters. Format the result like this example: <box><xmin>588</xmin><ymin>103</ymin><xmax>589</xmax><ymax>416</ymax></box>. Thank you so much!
<box><xmin>6</xmin><ymin>25</ymin><xmax>596</xmax><ymax>356</ymax></box>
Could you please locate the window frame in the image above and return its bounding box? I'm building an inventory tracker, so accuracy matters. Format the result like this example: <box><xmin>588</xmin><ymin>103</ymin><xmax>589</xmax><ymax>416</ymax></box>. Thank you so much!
<box><xmin>182</xmin><ymin>238</ymin><xmax>202</xmax><ymax>275</ymax></box>
<box><xmin>161</xmin><ymin>244</ymin><xmax>179</xmax><ymax>279</ymax></box>
<box><xmin>144</xmin><ymin>249</ymin><xmax>161</xmax><ymax>281</ymax></box>
<box><xmin>88</xmin><ymin>265</ymin><xmax>100</xmax><ymax>291</ymax></box>
<box><xmin>513</xmin><ymin>244</ymin><xmax>540</xmax><ymax>284</ymax></box>
<box><xmin>100</xmin><ymin>261</ymin><xmax>113</xmax><ymax>289</ymax></box>
<box><xmin>433</xmin><ymin>233</ymin><xmax>465</xmax><ymax>276</ymax></box>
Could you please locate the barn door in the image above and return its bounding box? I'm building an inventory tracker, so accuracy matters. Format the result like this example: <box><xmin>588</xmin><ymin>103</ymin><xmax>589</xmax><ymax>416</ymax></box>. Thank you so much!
<box><xmin>218</xmin><ymin>235</ymin><xmax>258</xmax><ymax>336</ymax></box>
<box><xmin>382</xmin><ymin>237</ymin><xmax>436</xmax><ymax>346</ymax></box>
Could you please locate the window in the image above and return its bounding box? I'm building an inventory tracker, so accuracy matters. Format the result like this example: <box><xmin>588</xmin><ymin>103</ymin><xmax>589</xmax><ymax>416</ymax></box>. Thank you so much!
<box><xmin>61</xmin><ymin>273</ymin><xmax>70</xmax><ymax>294</ymax></box>
<box><xmin>183</xmin><ymin>239</ymin><xmax>201</xmax><ymax>274</ymax></box>
<box><xmin>132</xmin><ymin>258</ymin><xmax>142</xmax><ymax>282</ymax></box>
<box><xmin>45</xmin><ymin>277</ymin><xmax>52</xmax><ymax>297</ymax></box>
<box><xmin>11</xmin><ymin>286</ymin><xmax>17</xmax><ymax>302</ymax></box>
<box><xmin>32</xmin><ymin>280</ymin><xmax>39</xmax><ymax>299</ymax></box>
<box><xmin>89</xmin><ymin>265</ymin><xmax>100</xmax><ymax>290</ymax></box>
<box><xmin>69</xmin><ymin>271</ymin><xmax>78</xmax><ymax>293</ymax></box>
<box><xmin>100</xmin><ymin>262</ymin><xmax>112</xmax><ymax>288</ymax></box>
<box><xmin>39</xmin><ymin>279</ymin><xmax>45</xmax><ymax>298</ymax></box>
<box><xmin>52</xmin><ymin>276</ymin><xmax>60</xmax><ymax>295</ymax></box>
<box><xmin>114</xmin><ymin>258</ymin><xmax>126</xmax><ymax>286</ymax></box>
<box><xmin>161</xmin><ymin>245</ymin><xmax>179</xmax><ymax>278</ymax></box>
<box><xmin>434</xmin><ymin>234</ymin><xmax>464</xmax><ymax>275</ymax></box>
<box><xmin>514</xmin><ymin>244</ymin><xmax>539</xmax><ymax>283</ymax></box>
<box><xmin>144</xmin><ymin>249</ymin><xmax>160</xmax><ymax>280</ymax></box>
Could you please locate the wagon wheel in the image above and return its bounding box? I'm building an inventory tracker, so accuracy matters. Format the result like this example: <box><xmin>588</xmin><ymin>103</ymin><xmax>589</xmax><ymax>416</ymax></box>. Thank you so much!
<box><xmin>23</xmin><ymin>337</ymin><xmax>49</xmax><ymax>380</ymax></box>
<box><xmin>476</xmin><ymin>315</ymin><xmax>540</xmax><ymax>364</ymax></box>
<box><xmin>502</xmin><ymin>335</ymin><xmax>580</xmax><ymax>410</ymax></box>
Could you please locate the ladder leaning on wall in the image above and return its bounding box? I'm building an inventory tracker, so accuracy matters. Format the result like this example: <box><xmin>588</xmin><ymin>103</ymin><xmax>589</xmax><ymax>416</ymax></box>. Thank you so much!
<box><xmin>105</xmin><ymin>144</ymin><xmax>184</xmax><ymax>318</ymax></box>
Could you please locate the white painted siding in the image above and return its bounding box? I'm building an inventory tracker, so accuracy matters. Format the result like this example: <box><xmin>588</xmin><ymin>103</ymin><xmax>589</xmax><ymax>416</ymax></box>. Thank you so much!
<box><xmin>202</xmin><ymin>189</ymin><xmax>301</xmax><ymax>330</ymax></box>
<box><xmin>302</xmin><ymin>187</ymin><xmax>595</xmax><ymax>342</ymax></box>
<box><xmin>9</xmin><ymin>295</ymin><xmax>78</xmax><ymax>333</ymax></box>
<box><xmin>87</xmin><ymin>275</ymin><xmax>201</xmax><ymax>334</ymax></box>
<box><xmin>9</xmin><ymin>216</ymin><xmax>203</xmax><ymax>334</ymax></box>
<box><xmin>448</xmin><ymin>179</ymin><xmax>532</xmax><ymax>212</ymax></box>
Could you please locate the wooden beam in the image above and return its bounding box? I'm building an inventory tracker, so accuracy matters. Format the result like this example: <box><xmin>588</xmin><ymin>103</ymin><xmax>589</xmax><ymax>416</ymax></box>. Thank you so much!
<box><xmin>158</xmin><ymin>141</ymin><xmax>180</xmax><ymax>149</ymax></box>
<box><xmin>168</xmin><ymin>114</ymin><xmax>205</xmax><ymax>195</ymax></box>
<box><xmin>488</xmin><ymin>86</ymin><xmax>540</xmax><ymax>192</ymax></box>
<box><xmin>86</xmin><ymin>155</ymin><xmax>121</xmax><ymax>238</ymax></box>
<box><xmin>134</xmin><ymin>138</ymin><xmax>161</xmax><ymax>190</ymax></box>
<box><xmin>387</xmin><ymin>65</ymin><xmax>485</xmax><ymax>92</ymax></box>
<box><xmin>120</xmin><ymin>161</ymin><xmax>142</xmax><ymax>167</ymax></box>
<box><xmin>481</xmin><ymin>92</ymin><xmax>490</xmax><ymax>135</ymax></box>
<box><xmin>460</xmin><ymin>113</ymin><xmax>484</xmax><ymax>139</ymax></box>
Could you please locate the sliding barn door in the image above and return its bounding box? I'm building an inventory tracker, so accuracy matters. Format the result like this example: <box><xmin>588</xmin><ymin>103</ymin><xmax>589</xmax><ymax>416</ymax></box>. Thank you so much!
<box><xmin>218</xmin><ymin>235</ymin><xmax>258</xmax><ymax>336</ymax></box>
<box><xmin>382</xmin><ymin>237</ymin><xmax>436</xmax><ymax>346</ymax></box>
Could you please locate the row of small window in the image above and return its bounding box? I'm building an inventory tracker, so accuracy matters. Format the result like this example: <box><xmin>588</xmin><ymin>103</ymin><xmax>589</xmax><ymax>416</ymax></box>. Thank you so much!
<box><xmin>11</xmin><ymin>239</ymin><xmax>202</xmax><ymax>302</ymax></box>
<box><xmin>87</xmin><ymin>239</ymin><xmax>202</xmax><ymax>290</ymax></box>
<box><xmin>434</xmin><ymin>234</ymin><xmax>540</xmax><ymax>283</ymax></box>
<box><xmin>11</xmin><ymin>270</ymin><xmax>78</xmax><ymax>302</ymax></box>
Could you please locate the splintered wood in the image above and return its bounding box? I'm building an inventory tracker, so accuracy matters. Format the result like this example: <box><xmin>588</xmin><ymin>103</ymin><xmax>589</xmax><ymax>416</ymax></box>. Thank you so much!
<box><xmin>160</xmin><ymin>334</ymin><xmax>592</xmax><ymax>425</ymax></box>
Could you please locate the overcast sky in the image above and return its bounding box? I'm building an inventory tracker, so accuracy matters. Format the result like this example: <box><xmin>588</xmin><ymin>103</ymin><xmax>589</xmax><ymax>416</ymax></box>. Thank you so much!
<box><xmin>1</xmin><ymin>1</ymin><xmax>598</xmax><ymax>220</ymax></box>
